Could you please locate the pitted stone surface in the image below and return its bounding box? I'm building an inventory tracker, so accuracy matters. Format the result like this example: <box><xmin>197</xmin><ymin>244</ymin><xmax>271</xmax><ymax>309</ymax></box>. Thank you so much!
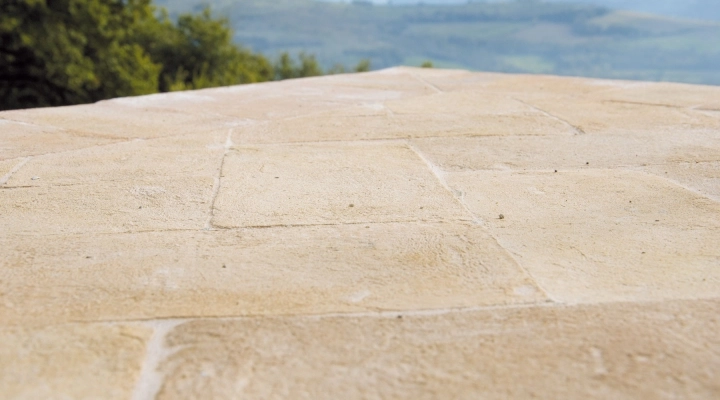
<box><xmin>0</xmin><ymin>223</ymin><xmax>543</xmax><ymax>326</ymax></box>
<box><xmin>1</xmin><ymin>67</ymin><xmax>719</xmax><ymax>398</ymax></box>
<box><xmin>213</xmin><ymin>142</ymin><xmax>468</xmax><ymax>227</ymax></box>
<box><xmin>0</xmin><ymin>323</ymin><xmax>151</xmax><ymax>400</ymax></box>
<box><xmin>156</xmin><ymin>299</ymin><xmax>719</xmax><ymax>400</ymax></box>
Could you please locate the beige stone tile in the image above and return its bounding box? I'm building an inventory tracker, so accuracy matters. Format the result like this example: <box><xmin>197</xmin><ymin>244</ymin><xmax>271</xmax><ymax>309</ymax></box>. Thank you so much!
<box><xmin>116</xmin><ymin>74</ymin><xmax>431</xmax><ymax>122</ymax></box>
<box><xmin>446</xmin><ymin>170</ymin><xmax>720</xmax><ymax>303</ymax></box>
<box><xmin>481</xmin><ymin>73</ymin><xmax>639</xmax><ymax>97</ymax></box>
<box><xmin>411</xmin><ymin>131</ymin><xmax>720</xmax><ymax>172</ymax></box>
<box><xmin>375</xmin><ymin>67</ymin><xmax>508</xmax><ymax>93</ymax></box>
<box><xmin>636</xmin><ymin>161</ymin><xmax>720</xmax><ymax>202</ymax></box>
<box><xmin>0</xmin><ymin>323</ymin><xmax>151</xmax><ymax>400</ymax></box>
<box><xmin>595</xmin><ymin>81</ymin><xmax>720</xmax><ymax>110</ymax></box>
<box><xmin>0</xmin><ymin>223</ymin><xmax>544</xmax><ymax>325</ymax></box>
<box><xmin>0</xmin><ymin>176</ymin><xmax>214</xmax><ymax>235</ymax></box>
<box><xmin>0</xmin><ymin>101</ymin><xmax>237</xmax><ymax>140</ymax></box>
<box><xmin>156</xmin><ymin>299</ymin><xmax>720</xmax><ymax>400</ymax></box>
<box><xmin>0</xmin><ymin>158</ymin><xmax>21</xmax><ymax>182</ymax></box>
<box><xmin>514</xmin><ymin>95</ymin><xmax>720</xmax><ymax>135</ymax></box>
<box><xmin>4</xmin><ymin>131</ymin><xmax>227</xmax><ymax>187</ymax></box>
<box><xmin>213</xmin><ymin>142</ymin><xmax>469</xmax><ymax>227</ymax></box>
<box><xmin>0</xmin><ymin>118</ymin><xmax>119</xmax><ymax>160</ymax></box>
<box><xmin>235</xmin><ymin>97</ymin><xmax>575</xmax><ymax>145</ymax></box>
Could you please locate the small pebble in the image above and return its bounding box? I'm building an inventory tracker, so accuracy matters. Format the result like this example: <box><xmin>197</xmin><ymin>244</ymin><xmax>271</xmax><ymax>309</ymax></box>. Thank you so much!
<box><xmin>31</xmin><ymin>176</ymin><xmax>39</xmax><ymax>180</ymax></box>
<box><xmin>499</xmin><ymin>214</ymin><xmax>505</xmax><ymax>220</ymax></box>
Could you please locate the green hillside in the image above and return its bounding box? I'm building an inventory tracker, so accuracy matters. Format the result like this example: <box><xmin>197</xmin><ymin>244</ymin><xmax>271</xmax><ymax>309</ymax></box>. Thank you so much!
<box><xmin>157</xmin><ymin>0</ymin><xmax>720</xmax><ymax>85</ymax></box>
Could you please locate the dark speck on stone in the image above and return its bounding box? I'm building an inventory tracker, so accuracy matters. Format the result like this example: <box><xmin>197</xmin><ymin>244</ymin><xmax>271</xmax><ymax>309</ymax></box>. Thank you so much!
<box><xmin>397</xmin><ymin>315</ymin><xmax>402</xmax><ymax>319</ymax></box>
<box><xmin>222</xmin><ymin>264</ymin><xmax>226</xmax><ymax>268</ymax></box>
<box><xmin>554</xmin><ymin>170</ymin><xmax>558</xmax><ymax>173</ymax></box>
<box><xmin>349</xmin><ymin>204</ymin><xmax>354</xmax><ymax>208</ymax></box>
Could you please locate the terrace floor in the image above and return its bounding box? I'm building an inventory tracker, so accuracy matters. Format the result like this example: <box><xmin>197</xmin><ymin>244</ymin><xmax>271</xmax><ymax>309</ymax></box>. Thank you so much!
<box><xmin>1</xmin><ymin>67</ymin><xmax>719</xmax><ymax>399</ymax></box>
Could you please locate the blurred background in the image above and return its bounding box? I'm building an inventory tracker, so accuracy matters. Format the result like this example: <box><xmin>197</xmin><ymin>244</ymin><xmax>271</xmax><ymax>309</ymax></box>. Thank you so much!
<box><xmin>2</xmin><ymin>0</ymin><xmax>719</xmax><ymax>110</ymax></box>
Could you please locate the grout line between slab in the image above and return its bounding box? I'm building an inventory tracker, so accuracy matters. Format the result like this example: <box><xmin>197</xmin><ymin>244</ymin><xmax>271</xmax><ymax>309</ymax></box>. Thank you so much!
<box><xmin>40</xmin><ymin>294</ymin><xmax>720</xmax><ymax>329</ymax></box>
<box><xmin>0</xmin><ymin>157</ymin><xmax>31</xmax><ymax>185</ymax></box>
<box><xmin>131</xmin><ymin>319</ymin><xmax>185</xmax><ymax>400</ymax></box>
<box><xmin>205</xmin><ymin>129</ymin><xmax>234</xmax><ymax>230</ymax></box>
<box><xmin>406</xmin><ymin>141</ymin><xmax>482</xmax><ymax>225</ymax></box>
<box><xmin>512</xmin><ymin>97</ymin><xmax>585</xmax><ymax>135</ymax></box>
<box><xmin>230</xmin><ymin>132</ymin><xmax>564</xmax><ymax>148</ymax></box>
<box><xmin>406</xmin><ymin>141</ymin><xmax>559</xmax><ymax>303</ymax></box>
<box><xmin>407</xmin><ymin>71</ymin><xmax>444</xmax><ymax>94</ymax></box>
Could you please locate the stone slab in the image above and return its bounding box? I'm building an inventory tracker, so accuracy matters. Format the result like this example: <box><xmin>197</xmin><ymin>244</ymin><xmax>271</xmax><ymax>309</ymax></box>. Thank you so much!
<box><xmin>0</xmin><ymin>223</ymin><xmax>544</xmax><ymax>325</ymax></box>
<box><xmin>235</xmin><ymin>93</ymin><xmax>576</xmax><ymax>144</ymax></box>
<box><xmin>0</xmin><ymin>176</ymin><xmax>214</xmax><ymax>235</ymax></box>
<box><xmin>635</xmin><ymin>161</ymin><xmax>720</xmax><ymax>202</ymax></box>
<box><xmin>3</xmin><ymin>131</ymin><xmax>227</xmax><ymax>187</ymax></box>
<box><xmin>213</xmin><ymin>142</ymin><xmax>469</xmax><ymax>228</ymax></box>
<box><xmin>511</xmin><ymin>95</ymin><xmax>720</xmax><ymax>135</ymax></box>
<box><xmin>446</xmin><ymin>169</ymin><xmax>720</xmax><ymax>303</ymax></box>
<box><xmin>154</xmin><ymin>298</ymin><xmax>720</xmax><ymax>399</ymax></box>
<box><xmin>0</xmin><ymin>102</ymin><xmax>237</xmax><ymax>140</ymax></box>
<box><xmin>411</xmin><ymin>132</ymin><xmax>720</xmax><ymax>172</ymax></box>
<box><xmin>0</xmin><ymin>323</ymin><xmax>151</xmax><ymax>400</ymax></box>
<box><xmin>0</xmin><ymin>118</ymin><xmax>119</xmax><ymax>160</ymax></box>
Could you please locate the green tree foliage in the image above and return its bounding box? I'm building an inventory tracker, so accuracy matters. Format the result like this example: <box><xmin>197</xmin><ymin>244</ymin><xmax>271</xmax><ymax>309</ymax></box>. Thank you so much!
<box><xmin>273</xmin><ymin>53</ymin><xmax>370</xmax><ymax>80</ymax></box>
<box><xmin>135</xmin><ymin>7</ymin><xmax>273</xmax><ymax>92</ymax></box>
<box><xmin>420</xmin><ymin>60</ymin><xmax>434</xmax><ymax>68</ymax></box>
<box><xmin>0</xmin><ymin>0</ymin><xmax>373</xmax><ymax>110</ymax></box>
<box><xmin>0</xmin><ymin>0</ymin><xmax>161</xmax><ymax>110</ymax></box>
<box><xmin>354</xmin><ymin>59</ymin><xmax>371</xmax><ymax>72</ymax></box>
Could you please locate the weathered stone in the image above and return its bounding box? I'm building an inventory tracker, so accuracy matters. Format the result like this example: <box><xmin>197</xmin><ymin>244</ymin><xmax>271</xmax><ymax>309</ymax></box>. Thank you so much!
<box><xmin>446</xmin><ymin>169</ymin><xmax>720</xmax><ymax>302</ymax></box>
<box><xmin>0</xmin><ymin>176</ymin><xmax>214</xmax><ymax>235</ymax></box>
<box><xmin>411</xmin><ymin>131</ymin><xmax>720</xmax><ymax>172</ymax></box>
<box><xmin>235</xmin><ymin>91</ymin><xmax>575</xmax><ymax>144</ymax></box>
<box><xmin>0</xmin><ymin>323</ymin><xmax>151</xmax><ymax>399</ymax></box>
<box><xmin>511</xmin><ymin>95</ymin><xmax>720</xmax><ymax>135</ymax></box>
<box><xmin>0</xmin><ymin>223</ymin><xmax>544</xmax><ymax>325</ymax></box>
<box><xmin>635</xmin><ymin>161</ymin><xmax>720</xmax><ymax>202</ymax></box>
<box><xmin>155</xmin><ymin>299</ymin><xmax>720</xmax><ymax>400</ymax></box>
<box><xmin>0</xmin><ymin>101</ymin><xmax>237</xmax><ymax>140</ymax></box>
<box><xmin>4</xmin><ymin>131</ymin><xmax>227</xmax><ymax>187</ymax></box>
<box><xmin>1</xmin><ymin>67</ymin><xmax>719</xmax><ymax>398</ymax></box>
<box><xmin>213</xmin><ymin>142</ymin><xmax>469</xmax><ymax>227</ymax></box>
<box><xmin>0</xmin><ymin>118</ymin><xmax>119</xmax><ymax>160</ymax></box>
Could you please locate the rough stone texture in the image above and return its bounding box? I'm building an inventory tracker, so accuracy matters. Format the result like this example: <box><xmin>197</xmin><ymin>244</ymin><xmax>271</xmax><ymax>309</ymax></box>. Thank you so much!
<box><xmin>0</xmin><ymin>323</ymin><xmax>151</xmax><ymax>400</ymax></box>
<box><xmin>213</xmin><ymin>142</ymin><xmax>469</xmax><ymax>227</ymax></box>
<box><xmin>446</xmin><ymin>169</ymin><xmax>720</xmax><ymax>303</ymax></box>
<box><xmin>156</xmin><ymin>299</ymin><xmax>720</xmax><ymax>400</ymax></box>
<box><xmin>0</xmin><ymin>224</ymin><xmax>543</xmax><ymax>325</ymax></box>
<box><xmin>1</xmin><ymin>67</ymin><xmax>719</xmax><ymax>398</ymax></box>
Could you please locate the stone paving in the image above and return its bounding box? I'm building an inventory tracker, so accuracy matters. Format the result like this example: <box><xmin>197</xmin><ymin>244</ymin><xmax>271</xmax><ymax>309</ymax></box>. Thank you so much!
<box><xmin>1</xmin><ymin>67</ymin><xmax>718</xmax><ymax>399</ymax></box>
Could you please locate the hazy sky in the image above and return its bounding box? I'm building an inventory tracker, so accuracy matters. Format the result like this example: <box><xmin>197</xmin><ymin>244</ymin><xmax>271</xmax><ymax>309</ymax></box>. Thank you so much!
<box><xmin>319</xmin><ymin>0</ymin><xmax>720</xmax><ymax>21</ymax></box>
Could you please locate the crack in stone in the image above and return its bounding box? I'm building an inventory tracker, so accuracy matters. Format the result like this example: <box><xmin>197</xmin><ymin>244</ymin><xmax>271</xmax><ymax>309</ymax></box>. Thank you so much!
<box><xmin>205</xmin><ymin>129</ymin><xmax>234</xmax><ymax>230</ymax></box>
<box><xmin>406</xmin><ymin>141</ymin><xmax>481</xmax><ymax>225</ymax></box>
<box><xmin>513</xmin><ymin>97</ymin><xmax>586</xmax><ymax>135</ymax></box>
<box><xmin>407</xmin><ymin>71</ymin><xmax>444</xmax><ymax>94</ymax></box>
<box><xmin>406</xmin><ymin>141</ymin><xmax>559</xmax><ymax>303</ymax></box>
<box><xmin>0</xmin><ymin>157</ymin><xmax>31</xmax><ymax>186</ymax></box>
<box><xmin>131</xmin><ymin>319</ymin><xmax>185</xmax><ymax>400</ymax></box>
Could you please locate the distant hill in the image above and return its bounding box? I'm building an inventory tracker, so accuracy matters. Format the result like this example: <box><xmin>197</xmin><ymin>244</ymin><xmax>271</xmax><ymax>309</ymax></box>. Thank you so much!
<box><xmin>321</xmin><ymin>0</ymin><xmax>720</xmax><ymax>22</ymax></box>
<box><xmin>157</xmin><ymin>0</ymin><xmax>720</xmax><ymax>85</ymax></box>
